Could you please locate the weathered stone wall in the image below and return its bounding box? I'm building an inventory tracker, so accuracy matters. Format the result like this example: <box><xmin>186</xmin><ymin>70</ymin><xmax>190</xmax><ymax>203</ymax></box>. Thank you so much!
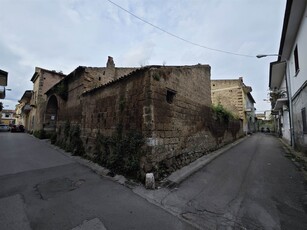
<box><xmin>57</xmin><ymin>67</ymin><xmax>84</xmax><ymax>125</ymax></box>
<box><xmin>51</xmin><ymin>64</ymin><xmax>244</xmax><ymax>178</ymax></box>
<box><xmin>56</xmin><ymin>66</ymin><xmax>137</xmax><ymax>125</ymax></box>
<box><xmin>80</xmin><ymin>69</ymin><xmax>150</xmax><ymax>155</ymax></box>
<box><xmin>211</xmin><ymin>79</ymin><xmax>243</xmax><ymax>118</ymax></box>
<box><xmin>30</xmin><ymin>69</ymin><xmax>64</xmax><ymax>131</ymax></box>
<box><xmin>211</xmin><ymin>78</ymin><xmax>256</xmax><ymax>134</ymax></box>
<box><xmin>82</xmin><ymin>67</ymin><xmax>137</xmax><ymax>90</ymax></box>
<box><xmin>143</xmin><ymin>66</ymin><xmax>243</xmax><ymax>174</ymax></box>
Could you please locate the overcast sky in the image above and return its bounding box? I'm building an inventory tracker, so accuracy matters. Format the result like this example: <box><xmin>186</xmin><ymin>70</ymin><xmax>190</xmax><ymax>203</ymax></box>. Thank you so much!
<box><xmin>0</xmin><ymin>0</ymin><xmax>286</xmax><ymax>112</ymax></box>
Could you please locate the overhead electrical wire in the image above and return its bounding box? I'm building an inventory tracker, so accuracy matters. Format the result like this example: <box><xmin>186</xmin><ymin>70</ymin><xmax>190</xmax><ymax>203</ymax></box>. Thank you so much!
<box><xmin>106</xmin><ymin>0</ymin><xmax>255</xmax><ymax>58</ymax></box>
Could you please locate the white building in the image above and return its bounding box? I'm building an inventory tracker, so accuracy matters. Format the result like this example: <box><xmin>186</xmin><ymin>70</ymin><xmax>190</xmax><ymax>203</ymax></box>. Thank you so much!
<box><xmin>269</xmin><ymin>0</ymin><xmax>307</xmax><ymax>151</ymax></box>
<box><xmin>1</xmin><ymin>109</ymin><xmax>15</xmax><ymax>125</ymax></box>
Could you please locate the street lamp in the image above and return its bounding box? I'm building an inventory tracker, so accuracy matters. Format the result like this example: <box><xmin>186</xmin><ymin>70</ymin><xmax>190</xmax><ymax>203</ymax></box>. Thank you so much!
<box><xmin>257</xmin><ymin>54</ymin><xmax>294</xmax><ymax>147</ymax></box>
<box><xmin>256</xmin><ymin>54</ymin><xmax>281</xmax><ymax>59</ymax></box>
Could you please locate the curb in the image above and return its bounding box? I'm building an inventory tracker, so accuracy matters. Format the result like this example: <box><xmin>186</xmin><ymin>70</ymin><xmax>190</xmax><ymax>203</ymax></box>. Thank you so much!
<box><xmin>279</xmin><ymin>138</ymin><xmax>307</xmax><ymax>180</ymax></box>
<box><xmin>278</xmin><ymin>138</ymin><xmax>307</xmax><ymax>212</ymax></box>
<box><xmin>39</xmin><ymin>137</ymin><xmax>132</xmax><ymax>186</ymax></box>
<box><xmin>165</xmin><ymin>135</ymin><xmax>248</xmax><ymax>185</ymax></box>
<box><xmin>36</xmin><ymin>134</ymin><xmax>249</xmax><ymax>230</ymax></box>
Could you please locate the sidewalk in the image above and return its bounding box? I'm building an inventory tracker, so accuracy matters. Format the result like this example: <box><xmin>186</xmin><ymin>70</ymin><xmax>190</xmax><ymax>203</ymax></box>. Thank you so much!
<box><xmin>45</xmin><ymin>133</ymin><xmax>307</xmax><ymax>228</ymax></box>
<box><xmin>162</xmin><ymin>135</ymin><xmax>248</xmax><ymax>186</ymax></box>
<box><xmin>131</xmin><ymin>135</ymin><xmax>248</xmax><ymax>229</ymax></box>
<box><xmin>279</xmin><ymin>138</ymin><xmax>307</xmax><ymax>213</ymax></box>
<box><xmin>279</xmin><ymin>138</ymin><xmax>307</xmax><ymax>180</ymax></box>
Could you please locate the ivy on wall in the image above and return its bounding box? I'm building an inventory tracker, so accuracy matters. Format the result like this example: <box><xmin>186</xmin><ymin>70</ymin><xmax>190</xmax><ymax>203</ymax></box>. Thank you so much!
<box><xmin>54</xmin><ymin>81</ymin><xmax>68</xmax><ymax>100</ymax></box>
<box><xmin>54</xmin><ymin>120</ymin><xmax>85</xmax><ymax>156</ymax></box>
<box><xmin>209</xmin><ymin>103</ymin><xmax>241</xmax><ymax>144</ymax></box>
<box><xmin>94</xmin><ymin>124</ymin><xmax>145</xmax><ymax>180</ymax></box>
<box><xmin>211</xmin><ymin>103</ymin><xmax>235</xmax><ymax>123</ymax></box>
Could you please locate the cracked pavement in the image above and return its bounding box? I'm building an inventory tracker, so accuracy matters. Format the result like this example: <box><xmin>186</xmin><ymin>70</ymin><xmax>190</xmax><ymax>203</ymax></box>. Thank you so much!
<box><xmin>1</xmin><ymin>131</ymin><xmax>307</xmax><ymax>229</ymax></box>
<box><xmin>134</xmin><ymin>133</ymin><xmax>307</xmax><ymax>229</ymax></box>
<box><xmin>0</xmin><ymin>132</ymin><xmax>195</xmax><ymax>230</ymax></box>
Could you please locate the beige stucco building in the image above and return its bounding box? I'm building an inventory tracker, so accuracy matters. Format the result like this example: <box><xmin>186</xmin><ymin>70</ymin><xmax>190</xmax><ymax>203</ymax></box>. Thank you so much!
<box><xmin>27</xmin><ymin>67</ymin><xmax>65</xmax><ymax>131</ymax></box>
<box><xmin>16</xmin><ymin>90</ymin><xmax>32</xmax><ymax>128</ymax></box>
<box><xmin>0</xmin><ymin>109</ymin><xmax>15</xmax><ymax>125</ymax></box>
<box><xmin>211</xmin><ymin>77</ymin><xmax>256</xmax><ymax>134</ymax></box>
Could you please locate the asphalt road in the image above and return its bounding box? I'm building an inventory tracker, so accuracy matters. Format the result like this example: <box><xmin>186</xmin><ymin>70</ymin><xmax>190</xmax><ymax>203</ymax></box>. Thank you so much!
<box><xmin>158</xmin><ymin>133</ymin><xmax>307</xmax><ymax>229</ymax></box>
<box><xmin>0</xmin><ymin>132</ymin><xmax>195</xmax><ymax>230</ymax></box>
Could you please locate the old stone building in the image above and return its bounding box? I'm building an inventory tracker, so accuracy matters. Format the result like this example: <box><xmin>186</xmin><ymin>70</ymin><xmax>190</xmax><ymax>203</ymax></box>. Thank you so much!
<box><xmin>16</xmin><ymin>90</ymin><xmax>32</xmax><ymax>128</ymax></box>
<box><xmin>45</xmin><ymin>56</ymin><xmax>137</xmax><ymax>130</ymax></box>
<box><xmin>211</xmin><ymin>77</ymin><xmax>256</xmax><ymax>134</ymax></box>
<box><xmin>46</xmin><ymin>59</ymin><xmax>243</xmax><ymax>177</ymax></box>
<box><xmin>27</xmin><ymin>67</ymin><xmax>65</xmax><ymax>132</ymax></box>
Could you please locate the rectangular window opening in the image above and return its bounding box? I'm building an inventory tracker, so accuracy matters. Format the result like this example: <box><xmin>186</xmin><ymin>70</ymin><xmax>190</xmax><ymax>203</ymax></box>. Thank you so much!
<box><xmin>294</xmin><ymin>45</ymin><xmax>300</xmax><ymax>75</ymax></box>
<box><xmin>166</xmin><ymin>89</ymin><xmax>176</xmax><ymax>104</ymax></box>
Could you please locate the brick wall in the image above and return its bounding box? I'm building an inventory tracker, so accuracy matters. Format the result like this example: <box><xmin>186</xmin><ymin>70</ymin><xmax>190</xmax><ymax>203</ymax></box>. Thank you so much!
<box><xmin>50</xmin><ymin>64</ymin><xmax>244</xmax><ymax>177</ymax></box>
<box><xmin>80</xmin><ymin>69</ymin><xmax>149</xmax><ymax>155</ymax></box>
<box><xmin>29</xmin><ymin>68</ymin><xmax>64</xmax><ymax>131</ymax></box>
<box><xmin>211</xmin><ymin>79</ymin><xmax>244</xmax><ymax>119</ymax></box>
<box><xmin>79</xmin><ymin>65</ymin><xmax>243</xmax><ymax>176</ymax></box>
<box><xmin>56</xmin><ymin>66</ymin><xmax>138</xmax><ymax>126</ymax></box>
<box><xmin>144</xmin><ymin>66</ymin><xmax>243</xmax><ymax>174</ymax></box>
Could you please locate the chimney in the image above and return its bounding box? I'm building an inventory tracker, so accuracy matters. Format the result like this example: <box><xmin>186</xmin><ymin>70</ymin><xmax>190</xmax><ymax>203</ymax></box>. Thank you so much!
<box><xmin>106</xmin><ymin>56</ymin><xmax>115</xmax><ymax>68</ymax></box>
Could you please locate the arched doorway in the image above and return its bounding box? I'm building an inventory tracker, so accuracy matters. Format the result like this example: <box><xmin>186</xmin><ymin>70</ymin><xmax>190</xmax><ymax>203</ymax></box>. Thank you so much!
<box><xmin>45</xmin><ymin>95</ymin><xmax>58</xmax><ymax>131</ymax></box>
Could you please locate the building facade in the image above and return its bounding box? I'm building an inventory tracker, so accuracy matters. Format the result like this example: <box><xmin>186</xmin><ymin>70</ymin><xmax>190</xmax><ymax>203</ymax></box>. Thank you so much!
<box><xmin>16</xmin><ymin>90</ymin><xmax>33</xmax><ymax>129</ymax></box>
<box><xmin>211</xmin><ymin>77</ymin><xmax>256</xmax><ymax>134</ymax></box>
<box><xmin>269</xmin><ymin>0</ymin><xmax>307</xmax><ymax>152</ymax></box>
<box><xmin>46</xmin><ymin>60</ymin><xmax>243</xmax><ymax>176</ymax></box>
<box><xmin>1</xmin><ymin>109</ymin><xmax>15</xmax><ymax>125</ymax></box>
<box><xmin>45</xmin><ymin>56</ymin><xmax>137</xmax><ymax>131</ymax></box>
<box><xmin>28</xmin><ymin>67</ymin><xmax>65</xmax><ymax>132</ymax></box>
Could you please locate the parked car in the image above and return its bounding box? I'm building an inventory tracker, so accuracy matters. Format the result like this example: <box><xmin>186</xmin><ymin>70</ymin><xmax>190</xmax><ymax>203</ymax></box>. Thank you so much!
<box><xmin>0</xmin><ymin>124</ymin><xmax>10</xmax><ymax>132</ymax></box>
<box><xmin>10</xmin><ymin>125</ymin><xmax>25</xmax><ymax>133</ymax></box>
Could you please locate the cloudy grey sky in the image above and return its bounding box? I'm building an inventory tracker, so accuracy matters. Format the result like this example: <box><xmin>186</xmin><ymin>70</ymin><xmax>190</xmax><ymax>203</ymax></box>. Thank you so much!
<box><xmin>1</xmin><ymin>0</ymin><xmax>285</xmax><ymax>112</ymax></box>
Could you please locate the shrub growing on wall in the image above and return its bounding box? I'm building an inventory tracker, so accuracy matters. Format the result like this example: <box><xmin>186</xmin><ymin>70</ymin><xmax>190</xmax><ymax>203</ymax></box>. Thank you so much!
<box><xmin>94</xmin><ymin>125</ymin><xmax>145</xmax><ymax>180</ymax></box>
<box><xmin>54</xmin><ymin>120</ymin><xmax>85</xmax><ymax>156</ymax></box>
<box><xmin>33</xmin><ymin>129</ymin><xmax>47</xmax><ymax>139</ymax></box>
<box><xmin>209</xmin><ymin>103</ymin><xmax>240</xmax><ymax>144</ymax></box>
<box><xmin>211</xmin><ymin>103</ymin><xmax>235</xmax><ymax>124</ymax></box>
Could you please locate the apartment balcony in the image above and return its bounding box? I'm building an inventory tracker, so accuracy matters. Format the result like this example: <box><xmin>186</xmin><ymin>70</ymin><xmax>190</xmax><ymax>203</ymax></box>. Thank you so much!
<box><xmin>273</xmin><ymin>97</ymin><xmax>288</xmax><ymax>111</ymax></box>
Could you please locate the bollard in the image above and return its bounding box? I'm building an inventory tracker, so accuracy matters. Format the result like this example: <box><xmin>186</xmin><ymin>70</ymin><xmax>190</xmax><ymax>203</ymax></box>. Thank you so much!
<box><xmin>145</xmin><ymin>173</ymin><xmax>155</xmax><ymax>189</ymax></box>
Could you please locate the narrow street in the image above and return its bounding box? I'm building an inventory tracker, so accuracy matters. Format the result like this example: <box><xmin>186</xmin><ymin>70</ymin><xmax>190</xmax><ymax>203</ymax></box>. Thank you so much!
<box><xmin>0</xmin><ymin>132</ymin><xmax>194</xmax><ymax>230</ymax></box>
<box><xmin>140</xmin><ymin>133</ymin><xmax>307</xmax><ymax>229</ymax></box>
<box><xmin>1</xmin><ymin>132</ymin><xmax>307</xmax><ymax>229</ymax></box>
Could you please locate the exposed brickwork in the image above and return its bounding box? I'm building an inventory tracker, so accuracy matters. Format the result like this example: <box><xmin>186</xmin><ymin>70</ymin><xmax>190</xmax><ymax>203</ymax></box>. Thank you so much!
<box><xmin>54</xmin><ymin>65</ymin><xmax>137</xmax><ymax>127</ymax></box>
<box><xmin>211</xmin><ymin>79</ymin><xmax>243</xmax><ymax>118</ymax></box>
<box><xmin>144</xmin><ymin>66</ymin><xmax>243</xmax><ymax>174</ymax></box>
<box><xmin>78</xmin><ymin>65</ymin><xmax>243</xmax><ymax>175</ymax></box>
<box><xmin>28</xmin><ymin>68</ymin><xmax>65</xmax><ymax>131</ymax></box>
<box><xmin>46</xmin><ymin>60</ymin><xmax>244</xmax><ymax>178</ymax></box>
<box><xmin>211</xmin><ymin>77</ymin><xmax>256</xmax><ymax>133</ymax></box>
<box><xmin>81</xmin><ymin>69</ymin><xmax>149</xmax><ymax>155</ymax></box>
